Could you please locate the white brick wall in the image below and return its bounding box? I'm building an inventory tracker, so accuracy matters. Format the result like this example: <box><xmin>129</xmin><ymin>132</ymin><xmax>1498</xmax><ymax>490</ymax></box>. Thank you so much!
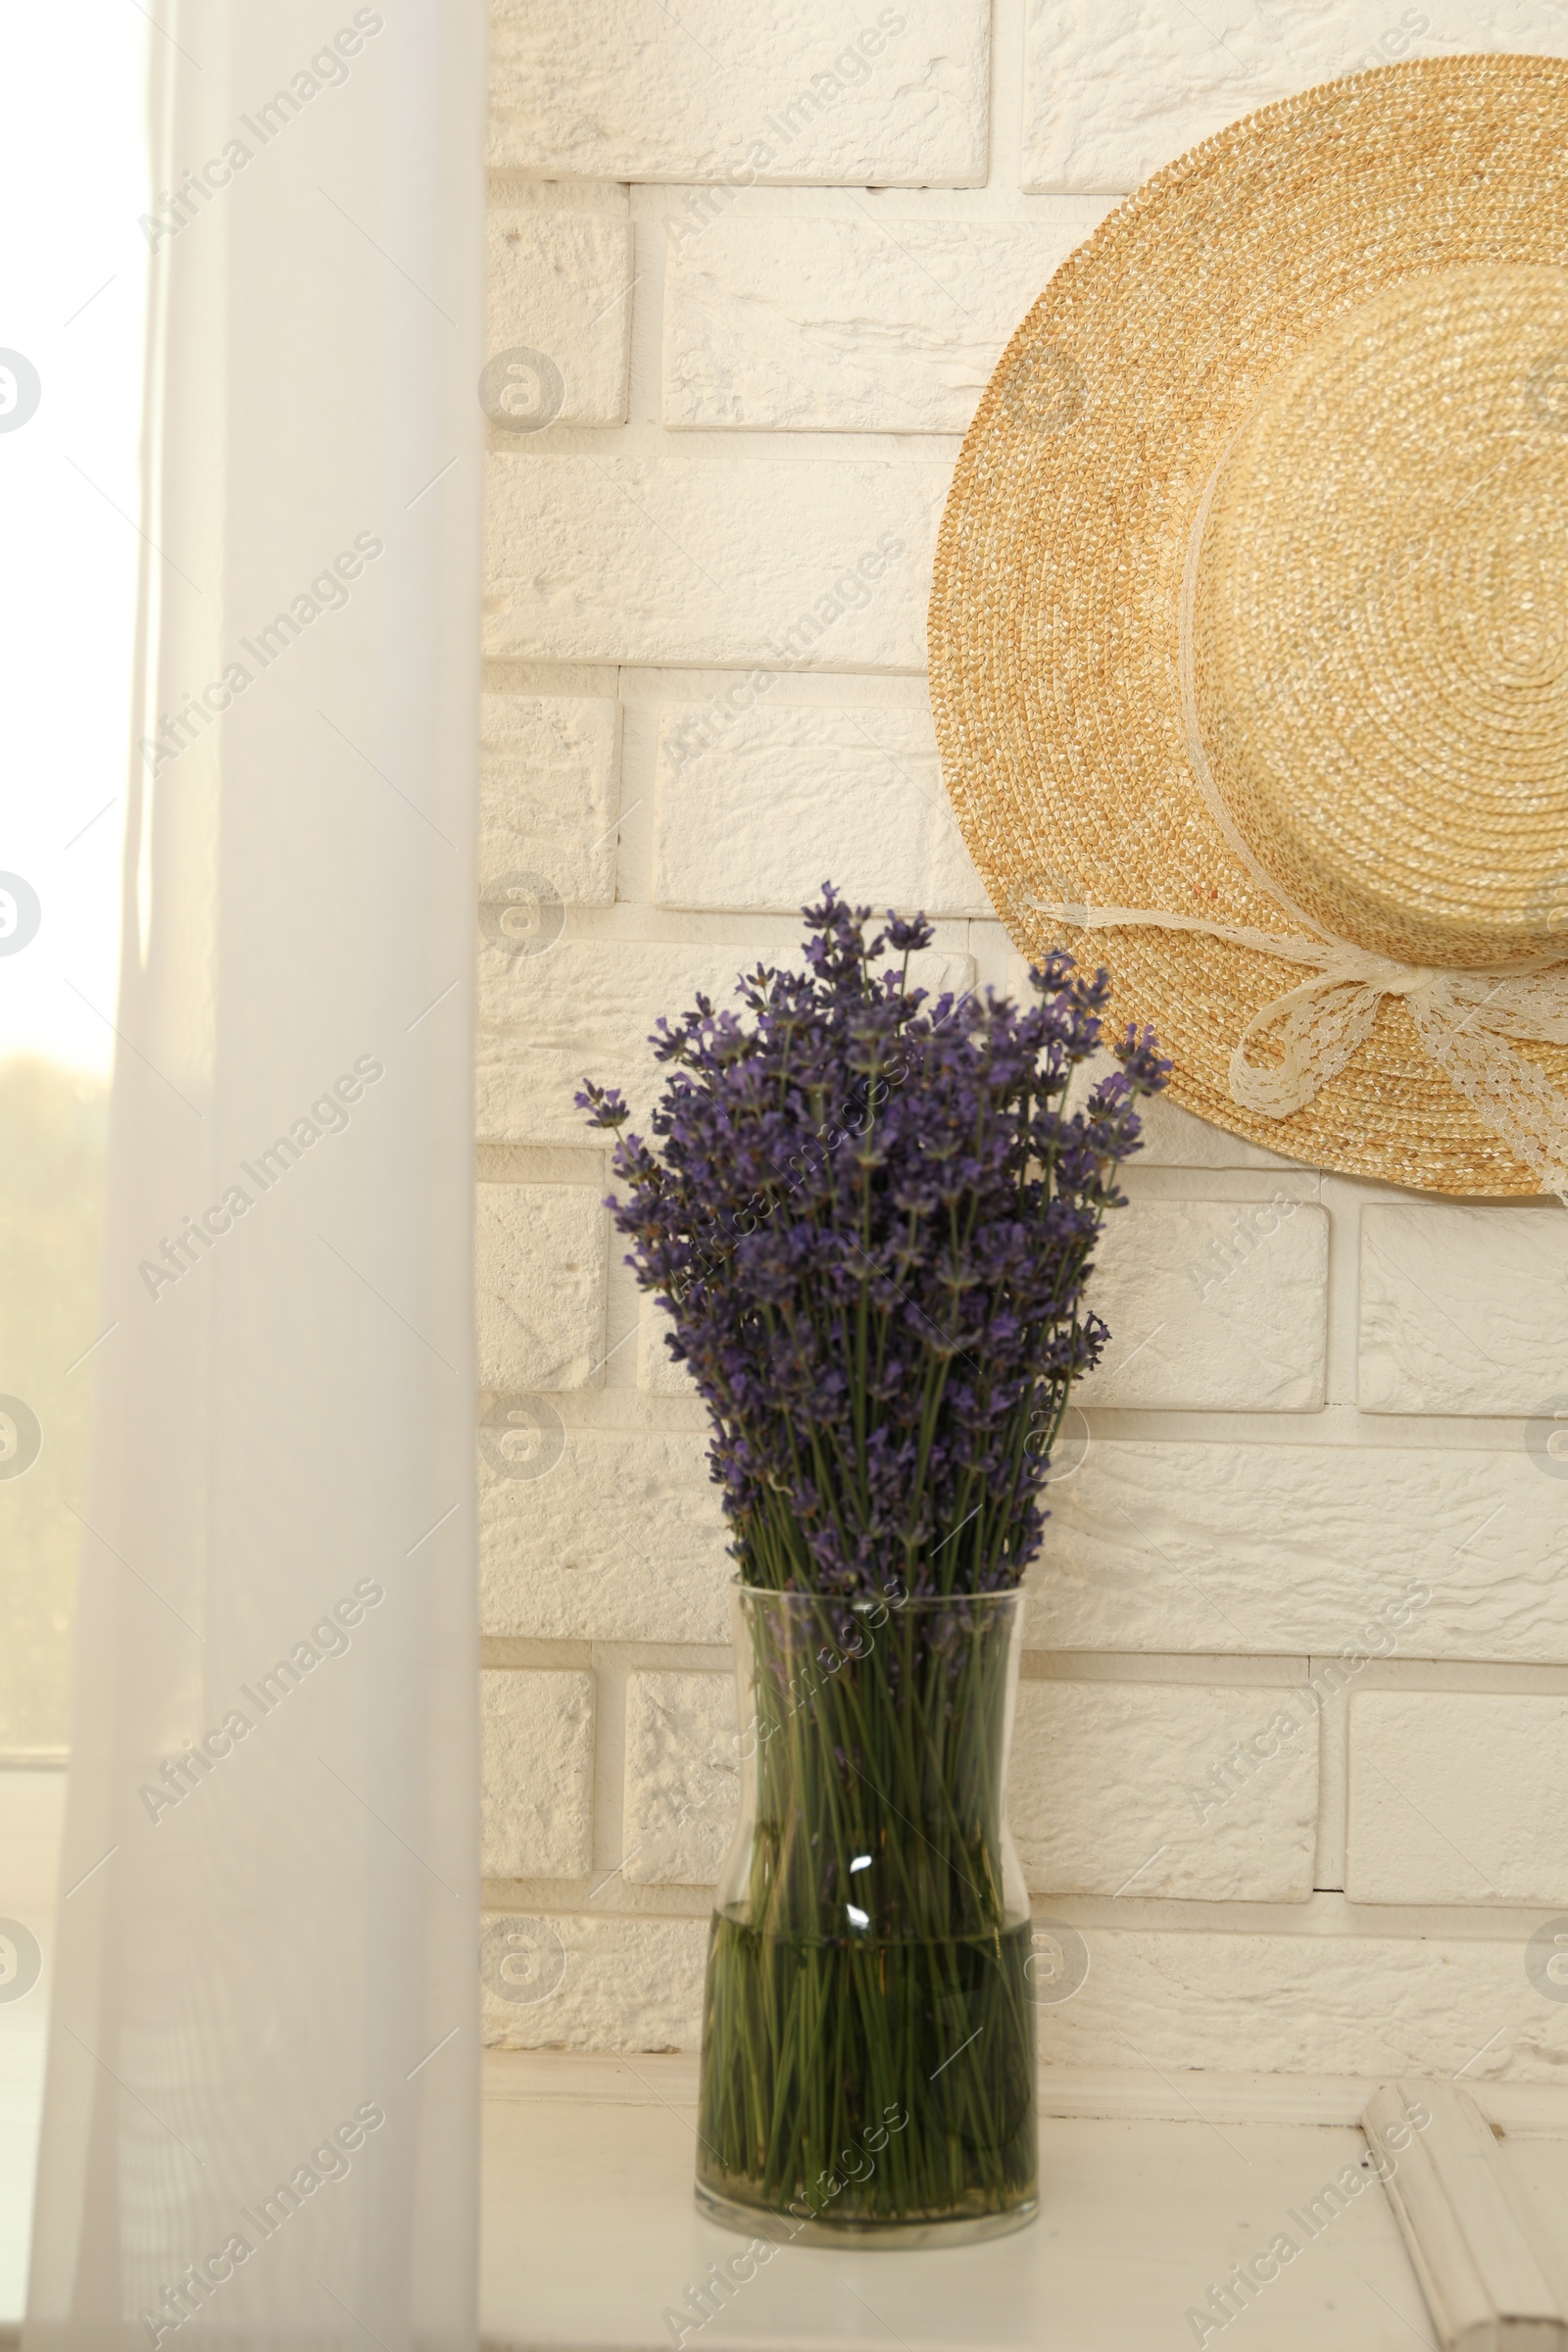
<box><xmin>481</xmin><ymin>1910</ymin><xmax>707</xmax><ymax>2052</ymax></box>
<box><xmin>478</xmin><ymin>0</ymin><xmax>1568</xmax><ymax>2081</ymax></box>
<box><xmin>1051</xmin><ymin>1022</ymin><xmax>1307</xmax><ymax>1171</ymax></box>
<box><xmin>482</xmin><ymin>1429</ymin><xmax>730</xmax><ymax>1643</ymax></box>
<box><xmin>479</xmin><ymin>941</ymin><xmax>757</xmax><ymax>1145</ymax></box>
<box><xmin>653</xmin><ymin>705</ymin><xmax>986</xmax><ymax>914</ymax></box>
<box><xmin>473</xmin><ymin>1184</ymin><xmax>607</xmax><ymax>1389</ymax></box>
<box><xmin>662</xmin><ymin>218</ymin><xmax>1091</xmax><ymax>433</ymax></box>
<box><xmin>1073</xmin><ymin>1200</ymin><xmax>1328</xmax><ymax>1412</ymax></box>
<box><xmin>1037</xmin><ymin>1441</ymin><xmax>1561</xmax><ymax>1660</ymax></box>
<box><xmin>489</xmin><ymin>2</ymin><xmax>991</xmax><ymax>185</ymax></box>
<box><xmin>1021</xmin><ymin>3</ymin><xmax>1568</xmax><ymax>193</ymax></box>
<box><xmin>486</xmin><ymin>456</ymin><xmax>942</xmax><ymax>666</ymax></box>
<box><xmin>481</xmin><ymin>1670</ymin><xmax>596</xmax><ymax>1879</ymax></box>
<box><xmin>1011</xmin><ymin>1678</ymin><xmax>1318</xmax><ymax>1902</ymax></box>
<box><xmin>1036</xmin><ymin>1926</ymin><xmax>1568</xmax><ymax>2080</ymax></box>
<box><xmin>636</xmin><ymin>1298</ymin><xmax>696</xmax><ymax>1395</ymax></box>
<box><xmin>479</xmin><ymin>695</ymin><xmax>620</xmax><ymax>906</ymax></box>
<box><xmin>622</xmin><ymin>1670</ymin><xmax>738</xmax><ymax>1886</ymax></box>
<box><xmin>487</xmin><ymin>203</ymin><xmax>633</xmax><ymax>428</ymax></box>
<box><xmin>1348</xmin><ymin>1690</ymin><xmax>1568</xmax><ymax>1906</ymax></box>
<box><xmin>1358</xmin><ymin>1203</ymin><xmax>1568</xmax><ymax>1416</ymax></box>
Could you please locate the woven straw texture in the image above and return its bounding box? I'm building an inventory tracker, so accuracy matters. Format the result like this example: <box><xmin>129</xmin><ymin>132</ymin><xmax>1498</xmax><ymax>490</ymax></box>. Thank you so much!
<box><xmin>929</xmin><ymin>56</ymin><xmax>1568</xmax><ymax>1197</ymax></box>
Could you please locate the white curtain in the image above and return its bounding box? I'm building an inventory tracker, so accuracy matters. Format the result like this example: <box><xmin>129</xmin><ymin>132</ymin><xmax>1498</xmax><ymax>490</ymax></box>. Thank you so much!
<box><xmin>24</xmin><ymin>7</ymin><xmax>484</xmax><ymax>2347</ymax></box>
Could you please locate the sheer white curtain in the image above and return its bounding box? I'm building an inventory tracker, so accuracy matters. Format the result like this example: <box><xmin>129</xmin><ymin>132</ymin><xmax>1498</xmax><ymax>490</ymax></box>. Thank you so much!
<box><xmin>24</xmin><ymin>7</ymin><xmax>483</xmax><ymax>2346</ymax></box>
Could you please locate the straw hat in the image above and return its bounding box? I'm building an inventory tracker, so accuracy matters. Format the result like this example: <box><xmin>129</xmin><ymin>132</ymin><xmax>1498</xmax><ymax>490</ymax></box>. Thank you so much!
<box><xmin>929</xmin><ymin>56</ymin><xmax>1568</xmax><ymax>1199</ymax></box>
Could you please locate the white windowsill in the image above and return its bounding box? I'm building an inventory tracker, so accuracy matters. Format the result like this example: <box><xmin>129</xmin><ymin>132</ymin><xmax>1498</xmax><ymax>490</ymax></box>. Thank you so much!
<box><xmin>479</xmin><ymin>2053</ymin><xmax>1568</xmax><ymax>2351</ymax></box>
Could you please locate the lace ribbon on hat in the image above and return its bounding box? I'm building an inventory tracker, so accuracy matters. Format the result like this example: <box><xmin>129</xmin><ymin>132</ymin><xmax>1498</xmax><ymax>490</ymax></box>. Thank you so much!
<box><xmin>1027</xmin><ymin>445</ymin><xmax>1568</xmax><ymax>1200</ymax></box>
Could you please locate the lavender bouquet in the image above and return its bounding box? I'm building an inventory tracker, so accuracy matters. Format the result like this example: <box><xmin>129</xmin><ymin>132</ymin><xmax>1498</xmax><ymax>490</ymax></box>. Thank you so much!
<box><xmin>582</xmin><ymin>891</ymin><xmax>1165</xmax><ymax>2239</ymax></box>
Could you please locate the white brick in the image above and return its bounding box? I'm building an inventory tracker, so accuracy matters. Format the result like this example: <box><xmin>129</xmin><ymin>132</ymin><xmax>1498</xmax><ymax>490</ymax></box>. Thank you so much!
<box><xmin>1348</xmin><ymin>1690</ymin><xmax>1568</xmax><ymax>1906</ymax></box>
<box><xmin>474</xmin><ymin>1185</ymin><xmax>607</xmax><ymax>1390</ymax></box>
<box><xmin>481</xmin><ymin>1428</ymin><xmax>731</xmax><ymax>1643</ymax></box>
<box><xmin>480</xmin><ymin>941</ymin><xmax>742</xmax><ymax>1147</ymax></box>
<box><xmin>478</xmin><ymin>1909</ymin><xmax>1568</xmax><ymax>2069</ymax></box>
<box><xmin>481</xmin><ymin>1910</ymin><xmax>708</xmax><ymax>2051</ymax></box>
<box><xmin>1012</xmin><ymin>1679</ymin><xmax>1316</xmax><ymax>1901</ymax></box>
<box><xmin>490</xmin><ymin>1</ymin><xmax>989</xmax><ymax>186</ymax></box>
<box><xmin>486</xmin><ymin>181</ymin><xmax>629</xmax><ymax>217</ymax></box>
<box><xmin>1055</xmin><ymin>1035</ymin><xmax>1309</xmax><ymax>1171</ymax></box>
<box><xmin>481</xmin><ymin>1670</ymin><xmax>595</xmax><ymax>1879</ymax></box>
<box><xmin>480</xmin><ymin>694</ymin><xmax>619</xmax><ymax>908</ymax></box>
<box><xmin>1021</xmin><ymin>2</ymin><xmax>1568</xmax><ymax>195</ymax></box>
<box><xmin>485</xmin><ymin>455</ymin><xmax>943</xmax><ymax>667</ymax></box>
<box><xmin>1358</xmin><ymin>1204</ymin><xmax>1568</xmax><ymax>1417</ymax></box>
<box><xmin>477</xmin><ymin>939</ymin><xmax>971</xmax><ymax>1144</ymax></box>
<box><xmin>653</xmin><ymin>704</ymin><xmax>986</xmax><ymax>915</ymax></box>
<box><xmin>1073</xmin><ymin>1200</ymin><xmax>1327</xmax><ymax>1411</ymax></box>
<box><xmin>487</xmin><ymin>212</ymin><xmax>633</xmax><ymax>428</ymax></box>
<box><xmin>622</xmin><ymin>1671</ymin><xmax>739</xmax><ymax>1886</ymax></box>
<box><xmin>1116</xmin><ymin>1094</ymin><xmax>1304</xmax><ymax>1173</ymax></box>
<box><xmin>1035</xmin><ymin>1926</ymin><xmax>1568</xmax><ymax>2081</ymax></box>
<box><xmin>1037</xmin><ymin>1440</ymin><xmax>1568</xmax><ymax>1663</ymax></box>
<box><xmin>622</xmin><ymin>1670</ymin><xmax>1322</xmax><ymax>1900</ymax></box>
<box><xmin>637</xmin><ymin>1298</ymin><xmax>696</xmax><ymax>1396</ymax></box>
<box><xmin>663</xmin><ymin>218</ymin><xmax>1090</xmax><ymax>433</ymax></box>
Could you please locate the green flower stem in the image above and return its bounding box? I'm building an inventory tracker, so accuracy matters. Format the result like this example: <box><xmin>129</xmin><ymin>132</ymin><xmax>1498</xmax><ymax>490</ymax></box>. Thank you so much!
<box><xmin>697</xmin><ymin>1593</ymin><xmax>1035</xmax><ymax>2229</ymax></box>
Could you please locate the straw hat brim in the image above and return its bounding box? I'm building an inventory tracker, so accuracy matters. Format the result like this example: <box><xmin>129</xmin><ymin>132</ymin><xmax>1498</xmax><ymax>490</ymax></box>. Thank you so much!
<box><xmin>929</xmin><ymin>55</ymin><xmax>1568</xmax><ymax>1197</ymax></box>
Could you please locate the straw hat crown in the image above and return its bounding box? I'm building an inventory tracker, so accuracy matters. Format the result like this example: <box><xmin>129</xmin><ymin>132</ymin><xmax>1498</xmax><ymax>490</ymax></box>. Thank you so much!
<box><xmin>1193</xmin><ymin>265</ymin><xmax>1568</xmax><ymax>970</ymax></box>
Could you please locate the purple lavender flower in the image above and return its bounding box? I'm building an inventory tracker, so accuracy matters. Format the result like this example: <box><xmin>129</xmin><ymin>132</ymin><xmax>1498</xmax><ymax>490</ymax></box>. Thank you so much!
<box><xmin>578</xmin><ymin>888</ymin><xmax>1167</xmax><ymax>1598</ymax></box>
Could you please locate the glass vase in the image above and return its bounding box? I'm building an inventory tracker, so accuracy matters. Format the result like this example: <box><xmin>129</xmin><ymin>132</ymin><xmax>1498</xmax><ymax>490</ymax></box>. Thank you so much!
<box><xmin>696</xmin><ymin>1584</ymin><xmax>1037</xmax><ymax>2247</ymax></box>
